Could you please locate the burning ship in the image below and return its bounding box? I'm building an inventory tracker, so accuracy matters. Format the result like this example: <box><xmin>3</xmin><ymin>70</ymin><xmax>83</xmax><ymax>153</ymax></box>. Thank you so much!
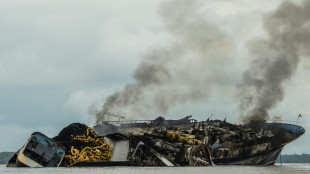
<box><xmin>7</xmin><ymin>113</ymin><xmax>305</xmax><ymax>167</ymax></box>
<box><xmin>93</xmin><ymin>113</ymin><xmax>305</xmax><ymax>166</ymax></box>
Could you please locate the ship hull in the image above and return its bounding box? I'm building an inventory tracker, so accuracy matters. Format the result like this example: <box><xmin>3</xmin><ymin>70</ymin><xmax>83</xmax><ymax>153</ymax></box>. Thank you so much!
<box><xmin>211</xmin><ymin>122</ymin><xmax>304</xmax><ymax>165</ymax></box>
<box><xmin>213</xmin><ymin>146</ymin><xmax>283</xmax><ymax>165</ymax></box>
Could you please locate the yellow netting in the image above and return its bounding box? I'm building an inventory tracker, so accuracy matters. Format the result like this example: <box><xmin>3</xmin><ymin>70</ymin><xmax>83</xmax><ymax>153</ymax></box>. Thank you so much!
<box><xmin>63</xmin><ymin>128</ymin><xmax>112</xmax><ymax>165</ymax></box>
<box><xmin>166</xmin><ymin>130</ymin><xmax>202</xmax><ymax>145</ymax></box>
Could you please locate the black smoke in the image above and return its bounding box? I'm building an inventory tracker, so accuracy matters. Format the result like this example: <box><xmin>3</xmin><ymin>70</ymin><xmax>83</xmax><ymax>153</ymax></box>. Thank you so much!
<box><xmin>92</xmin><ymin>0</ymin><xmax>235</xmax><ymax>123</ymax></box>
<box><xmin>239</xmin><ymin>0</ymin><xmax>310</xmax><ymax>123</ymax></box>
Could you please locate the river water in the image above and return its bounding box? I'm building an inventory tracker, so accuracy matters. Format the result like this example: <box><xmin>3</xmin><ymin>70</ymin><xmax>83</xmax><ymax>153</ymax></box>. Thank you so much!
<box><xmin>1</xmin><ymin>164</ymin><xmax>310</xmax><ymax>174</ymax></box>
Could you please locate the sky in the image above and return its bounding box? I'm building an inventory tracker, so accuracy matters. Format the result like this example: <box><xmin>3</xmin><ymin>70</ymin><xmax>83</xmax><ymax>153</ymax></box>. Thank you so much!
<box><xmin>0</xmin><ymin>0</ymin><xmax>309</xmax><ymax>154</ymax></box>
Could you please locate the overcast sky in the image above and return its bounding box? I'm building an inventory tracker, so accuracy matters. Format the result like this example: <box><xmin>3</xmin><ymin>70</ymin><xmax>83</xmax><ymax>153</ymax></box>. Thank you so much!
<box><xmin>0</xmin><ymin>0</ymin><xmax>309</xmax><ymax>154</ymax></box>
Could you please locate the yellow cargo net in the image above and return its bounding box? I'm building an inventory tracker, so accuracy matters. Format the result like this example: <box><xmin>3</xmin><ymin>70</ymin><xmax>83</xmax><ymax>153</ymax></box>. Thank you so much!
<box><xmin>166</xmin><ymin>130</ymin><xmax>202</xmax><ymax>145</ymax></box>
<box><xmin>64</xmin><ymin>128</ymin><xmax>112</xmax><ymax>165</ymax></box>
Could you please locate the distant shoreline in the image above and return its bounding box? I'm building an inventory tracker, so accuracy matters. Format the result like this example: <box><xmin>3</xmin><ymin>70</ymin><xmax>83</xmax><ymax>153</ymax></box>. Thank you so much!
<box><xmin>0</xmin><ymin>152</ymin><xmax>15</xmax><ymax>165</ymax></box>
<box><xmin>276</xmin><ymin>154</ymin><xmax>310</xmax><ymax>163</ymax></box>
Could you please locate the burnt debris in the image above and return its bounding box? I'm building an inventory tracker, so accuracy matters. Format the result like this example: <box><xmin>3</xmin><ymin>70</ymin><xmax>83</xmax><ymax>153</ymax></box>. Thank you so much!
<box><xmin>121</xmin><ymin>118</ymin><xmax>275</xmax><ymax>166</ymax></box>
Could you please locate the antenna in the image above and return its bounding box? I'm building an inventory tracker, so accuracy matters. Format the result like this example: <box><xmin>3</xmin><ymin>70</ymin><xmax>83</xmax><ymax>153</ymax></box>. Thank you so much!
<box><xmin>296</xmin><ymin>114</ymin><xmax>302</xmax><ymax>125</ymax></box>
<box><xmin>207</xmin><ymin>113</ymin><xmax>213</xmax><ymax>120</ymax></box>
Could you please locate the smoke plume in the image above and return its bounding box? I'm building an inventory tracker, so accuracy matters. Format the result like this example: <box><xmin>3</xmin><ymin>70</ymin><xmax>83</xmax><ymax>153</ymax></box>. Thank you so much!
<box><xmin>93</xmin><ymin>0</ymin><xmax>235</xmax><ymax>123</ymax></box>
<box><xmin>239</xmin><ymin>0</ymin><xmax>310</xmax><ymax>123</ymax></box>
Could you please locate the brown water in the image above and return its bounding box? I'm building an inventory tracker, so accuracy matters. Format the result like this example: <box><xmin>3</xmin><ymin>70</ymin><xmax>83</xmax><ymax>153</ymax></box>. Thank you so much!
<box><xmin>1</xmin><ymin>164</ymin><xmax>310</xmax><ymax>174</ymax></box>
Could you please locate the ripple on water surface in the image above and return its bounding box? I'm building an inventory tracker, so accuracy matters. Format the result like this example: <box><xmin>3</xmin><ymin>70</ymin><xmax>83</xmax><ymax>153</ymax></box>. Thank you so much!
<box><xmin>1</xmin><ymin>164</ymin><xmax>310</xmax><ymax>174</ymax></box>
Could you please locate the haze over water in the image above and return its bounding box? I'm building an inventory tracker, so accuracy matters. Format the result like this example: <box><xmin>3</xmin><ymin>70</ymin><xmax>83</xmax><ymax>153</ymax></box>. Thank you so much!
<box><xmin>1</xmin><ymin>164</ymin><xmax>310</xmax><ymax>174</ymax></box>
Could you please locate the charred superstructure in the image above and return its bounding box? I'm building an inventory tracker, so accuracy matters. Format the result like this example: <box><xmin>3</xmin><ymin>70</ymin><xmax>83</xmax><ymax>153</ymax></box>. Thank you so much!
<box><xmin>93</xmin><ymin>114</ymin><xmax>305</xmax><ymax>166</ymax></box>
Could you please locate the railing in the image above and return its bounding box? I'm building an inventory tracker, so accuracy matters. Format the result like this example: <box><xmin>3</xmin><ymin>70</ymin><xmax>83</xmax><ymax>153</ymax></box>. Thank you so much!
<box><xmin>104</xmin><ymin>120</ymin><xmax>153</xmax><ymax>126</ymax></box>
<box><xmin>100</xmin><ymin>112</ymin><xmax>125</xmax><ymax>123</ymax></box>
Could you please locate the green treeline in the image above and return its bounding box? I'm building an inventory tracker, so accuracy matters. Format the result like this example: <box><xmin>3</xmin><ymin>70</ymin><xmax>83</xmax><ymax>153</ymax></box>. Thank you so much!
<box><xmin>0</xmin><ymin>152</ymin><xmax>15</xmax><ymax>164</ymax></box>
<box><xmin>276</xmin><ymin>153</ymin><xmax>310</xmax><ymax>163</ymax></box>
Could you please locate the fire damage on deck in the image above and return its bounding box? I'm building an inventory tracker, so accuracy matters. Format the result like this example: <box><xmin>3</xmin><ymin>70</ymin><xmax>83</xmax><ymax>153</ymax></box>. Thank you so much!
<box><xmin>7</xmin><ymin>114</ymin><xmax>305</xmax><ymax>167</ymax></box>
